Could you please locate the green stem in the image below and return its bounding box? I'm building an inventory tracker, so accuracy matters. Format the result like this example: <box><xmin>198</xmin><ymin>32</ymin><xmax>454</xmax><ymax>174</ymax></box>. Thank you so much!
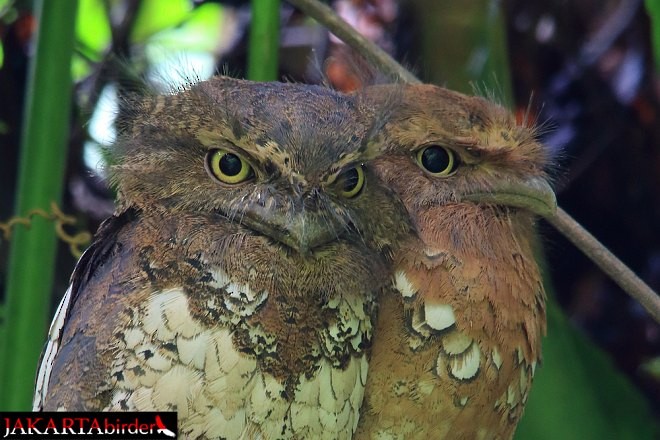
<box><xmin>248</xmin><ymin>0</ymin><xmax>281</xmax><ymax>81</ymax></box>
<box><xmin>0</xmin><ymin>0</ymin><xmax>78</xmax><ymax>410</ymax></box>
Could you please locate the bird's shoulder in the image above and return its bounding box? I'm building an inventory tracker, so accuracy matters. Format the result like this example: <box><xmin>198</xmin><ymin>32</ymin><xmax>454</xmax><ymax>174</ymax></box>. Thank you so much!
<box><xmin>33</xmin><ymin>208</ymin><xmax>140</xmax><ymax>410</ymax></box>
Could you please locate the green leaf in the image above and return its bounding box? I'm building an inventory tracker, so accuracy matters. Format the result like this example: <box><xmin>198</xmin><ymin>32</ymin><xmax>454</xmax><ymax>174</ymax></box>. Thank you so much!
<box><xmin>646</xmin><ymin>0</ymin><xmax>660</xmax><ymax>71</ymax></box>
<box><xmin>142</xmin><ymin>2</ymin><xmax>226</xmax><ymax>84</ymax></box>
<box><xmin>640</xmin><ymin>357</ymin><xmax>660</xmax><ymax>380</ymax></box>
<box><xmin>0</xmin><ymin>0</ymin><xmax>17</xmax><ymax>25</ymax></box>
<box><xmin>76</xmin><ymin>0</ymin><xmax>111</xmax><ymax>59</ymax></box>
<box><xmin>72</xmin><ymin>0</ymin><xmax>109</xmax><ymax>81</ymax></box>
<box><xmin>71</xmin><ymin>53</ymin><xmax>92</xmax><ymax>82</ymax></box>
<box><xmin>145</xmin><ymin>3</ymin><xmax>225</xmax><ymax>54</ymax></box>
<box><xmin>131</xmin><ymin>0</ymin><xmax>192</xmax><ymax>43</ymax></box>
<box><xmin>0</xmin><ymin>0</ymin><xmax>12</xmax><ymax>19</ymax></box>
<box><xmin>516</xmin><ymin>298</ymin><xmax>658</xmax><ymax>439</ymax></box>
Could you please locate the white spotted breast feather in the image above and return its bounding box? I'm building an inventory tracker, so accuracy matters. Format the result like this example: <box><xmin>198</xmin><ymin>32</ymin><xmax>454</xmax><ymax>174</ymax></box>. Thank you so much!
<box><xmin>356</xmin><ymin>262</ymin><xmax>542</xmax><ymax>440</ymax></box>
<box><xmin>33</xmin><ymin>207</ymin><xmax>380</xmax><ymax>440</ymax></box>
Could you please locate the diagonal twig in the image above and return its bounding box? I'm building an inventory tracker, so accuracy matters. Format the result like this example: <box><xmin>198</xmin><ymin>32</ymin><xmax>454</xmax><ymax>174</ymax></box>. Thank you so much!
<box><xmin>287</xmin><ymin>0</ymin><xmax>420</xmax><ymax>84</ymax></box>
<box><xmin>546</xmin><ymin>209</ymin><xmax>660</xmax><ymax>322</ymax></box>
<box><xmin>285</xmin><ymin>0</ymin><xmax>660</xmax><ymax>324</ymax></box>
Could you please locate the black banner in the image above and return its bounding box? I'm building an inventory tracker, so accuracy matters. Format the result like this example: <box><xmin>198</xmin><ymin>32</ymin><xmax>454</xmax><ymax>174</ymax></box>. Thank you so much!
<box><xmin>0</xmin><ymin>412</ymin><xmax>177</xmax><ymax>439</ymax></box>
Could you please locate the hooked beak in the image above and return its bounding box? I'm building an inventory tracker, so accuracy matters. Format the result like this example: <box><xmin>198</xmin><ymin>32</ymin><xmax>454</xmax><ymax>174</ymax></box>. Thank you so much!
<box><xmin>462</xmin><ymin>176</ymin><xmax>557</xmax><ymax>218</ymax></box>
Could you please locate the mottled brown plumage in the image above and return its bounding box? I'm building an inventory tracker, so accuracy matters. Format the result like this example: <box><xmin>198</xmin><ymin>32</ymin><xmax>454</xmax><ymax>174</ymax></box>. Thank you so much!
<box><xmin>33</xmin><ymin>76</ymin><xmax>411</xmax><ymax>439</ymax></box>
<box><xmin>34</xmin><ymin>76</ymin><xmax>556</xmax><ymax>439</ymax></box>
<box><xmin>355</xmin><ymin>84</ymin><xmax>555</xmax><ymax>439</ymax></box>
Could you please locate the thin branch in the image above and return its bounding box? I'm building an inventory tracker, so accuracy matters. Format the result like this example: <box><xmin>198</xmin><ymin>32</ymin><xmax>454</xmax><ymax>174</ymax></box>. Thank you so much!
<box><xmin>285</xmin><ymin>0</ymin><xmax>660</xmax><ymax>323</ymax></box>
<box><xmin>286</xmin><ymin>0</ymin><xmax>420</xmax><ymax>84</ymax></box>
<box><xmin>547</xmin><ymin>208</ymin><xmax>660</xmax><ymax>323</ymax></box>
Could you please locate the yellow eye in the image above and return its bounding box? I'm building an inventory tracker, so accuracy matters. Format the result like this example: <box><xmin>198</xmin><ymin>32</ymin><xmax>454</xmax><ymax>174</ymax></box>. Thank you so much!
<box><xmin>207</xmin><ymin>149</ymin><xmax>254</xmax><ymax>184</ymax></box>
<box><xmin>416</xmin><ymin>145</ymin><xmax>457</xmax><ymax>176</ymax></box>
<box><xmin>336</xmin><ymin>165</ymin><xmax>365</xmax><ymax>198</ymax></box>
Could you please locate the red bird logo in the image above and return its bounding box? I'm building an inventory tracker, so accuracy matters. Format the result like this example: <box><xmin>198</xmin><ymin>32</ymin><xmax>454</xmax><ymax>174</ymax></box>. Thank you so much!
<box><xmin>154</xmin><ymin>415</ymin><xmax>176</xmax><ymax>438</ymax></box>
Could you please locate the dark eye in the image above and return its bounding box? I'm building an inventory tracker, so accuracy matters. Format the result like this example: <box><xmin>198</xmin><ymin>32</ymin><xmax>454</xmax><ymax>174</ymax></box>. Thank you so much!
<box><xmin>336</xmin><ymin>165</ymin><xmax>365</xmax><ymax>198</ymax></box>
<box><xmin>206</xmin><ymin>149</ymin><xmax>254</xmax><ymax>184</ymax></box>
<box><xmin>416</xmin><ymin>145</ymin><xmax>458</xmax><ymax>176</ymax></box>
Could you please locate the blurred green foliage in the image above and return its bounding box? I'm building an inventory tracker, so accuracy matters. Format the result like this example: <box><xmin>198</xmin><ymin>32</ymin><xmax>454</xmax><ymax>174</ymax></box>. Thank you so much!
<box><xmin>646</xmin><ymin>0</ymin><xmax>660</xmax><ymax>70</ymax></box>
<box><xmin>130</xmin><ymin>0</ymin><xmax>191</xmax><ymax>42</ymax></box>
<box><xmin>517</xmin><ymin>299</ymin><xmax>656</xmax><ymax>439</ymax></box>
<box><xmin>72</xmin><ymin>0</ymin><xmax>225</xmax><ymax>81</ymax></box>
<box><xmin>143</xmin><ymin>3</ymin><xmax>224</xmax><ymax>53</ymax></box>
<box><xmin>0</xmin><ymin>0</ymin><xmax>13</xmax><ymax>68</ymax></box>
